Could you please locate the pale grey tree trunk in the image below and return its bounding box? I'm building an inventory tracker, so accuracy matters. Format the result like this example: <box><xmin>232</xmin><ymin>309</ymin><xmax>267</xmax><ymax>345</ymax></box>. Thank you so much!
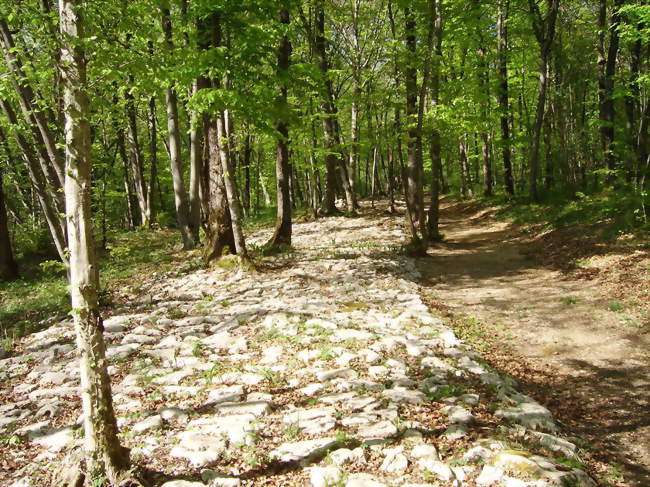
<box><xmin>188</xmin><ymin>78</ymin><xmax>204</xmax><ymax>243</ymax></box>
<box><xmin>216</xmin><ymin>111</ymin><xmax>248</xmax><ymax>259</ymax></box>
<box><xmin>161</xmin><ymin>2</ymin><xmax>196</xmax><ymax>249</ymax></box>
<box><xmin>125</xmin><ymin>86</ymin><xmax>150</xmax><ymax>227</ymax></box>
<box><xmin>59</xmin><ymin>0</ymin><xmax>129</xmax><ymax>483</ymax></box>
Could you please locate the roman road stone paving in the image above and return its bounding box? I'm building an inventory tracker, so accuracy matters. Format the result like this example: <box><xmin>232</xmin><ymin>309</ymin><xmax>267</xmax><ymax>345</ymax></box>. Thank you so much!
<box><xmin>1</xmin><ymin>206</ymin><xmax>596</xmax><ymax>487</ymax></box>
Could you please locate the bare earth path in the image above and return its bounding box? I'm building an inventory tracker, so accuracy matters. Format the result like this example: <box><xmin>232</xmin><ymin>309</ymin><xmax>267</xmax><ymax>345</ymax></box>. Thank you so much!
<box><xmin>418</xmin><ymin>198</ymin><xmax>650</xmax><ymax>487</ymax></box>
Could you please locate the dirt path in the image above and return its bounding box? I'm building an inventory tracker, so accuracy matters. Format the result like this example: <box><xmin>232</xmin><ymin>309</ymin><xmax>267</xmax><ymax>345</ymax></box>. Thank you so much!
<box><xmin>418</xmin><ymin>198</ymin><xmax>650</xmax><ymax>487</ymax></box>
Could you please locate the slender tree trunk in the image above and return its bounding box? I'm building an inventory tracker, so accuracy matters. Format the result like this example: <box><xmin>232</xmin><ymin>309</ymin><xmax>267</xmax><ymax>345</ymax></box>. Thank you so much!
<box><xmin>188</xmin><ymin>79</ymin><xmax>205</xmax><ymax>243</ymax></box>
<box><xmin>216</xmin><ymin>111</ymin><xmax>247</xmax><ymax>258</ymax></box>
<box><xmin>314</xmin><ymin>0</ymin><xmax>355</xmax><ymax>215</ymax></box>
<box><xmin>527</xmin><ymin>0</ymin><xmax>559</xmax><ymax>202</ymax></box>
<box><xmin>125</xmin><ymin>86</ymin><xmax>150</xmax><ymax>227</ymax></box>
<box><xmin>147</xmin><ymin>96</ymin><xmax>159</xmax><ymax>226</ymax></box>
<box><xmin>0</xmin><ymin>168</ymin><xmax>19</xmax><ymax>281</ymax></box>
<box><xmin>161</xmin><ymin>2</ymin><xmax>195</xmax><ymax>249</ymax></box>
<box><xmin>404</xmin><ymin>6</ymin><xmax>427</xmax><ymax>245</ymax></box>
<box><xmin>598</xmin><ymin>0</ymin><xmax>622</xmax><ymax>182</ymax></box>
<box><xmin>0</xmin><ymin>101</ymin><xmax>68</xmax><ymax>264</ymax></box>
<box><xmin>268</xmin><ymin>7</ymin><xmax>292</xmax><ymax>248</ymax></box>
<box><xmin>428</xmin><ymin>0</ymin><xmax>443</xmax><ymax>237</ymax></box>
<box><xmin>0</xmin><ymin>19</ymin><xmax>65</xmax><ymax>190</ymax></box>
<box><xmin>59</xmin><ymin>0</ymin><xmax>129</xmax><ymax>483</ymax></box>
<box><xmin>497</xmin><ymin>0</ymin><xmax>514</xmax><ymax>195</ymax></box>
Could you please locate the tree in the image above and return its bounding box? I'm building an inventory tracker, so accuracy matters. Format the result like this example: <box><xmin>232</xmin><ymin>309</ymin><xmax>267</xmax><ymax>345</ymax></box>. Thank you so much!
<box><xmin>0</xmin><ymin>166</ymin><xmax>18</xmax><ymax>281</ymax></box>
<box><xmin>267</xmin><ymin>6</ymin><xmax>293</xmax><ymax>248</ymax></box>
<box><xmin>161</xmin><ymin>0</ymin><xmax>196</xmax><ymax>249</ymax></box>
<box><xmin>527</xmin><ymin>0</ymin><xmax>559</xmax><ymax>202</ymax></box>
<box><xmin>59</xmin><ymin>0</ymin><xmax>130</xmax><ymax>482</ymax></box>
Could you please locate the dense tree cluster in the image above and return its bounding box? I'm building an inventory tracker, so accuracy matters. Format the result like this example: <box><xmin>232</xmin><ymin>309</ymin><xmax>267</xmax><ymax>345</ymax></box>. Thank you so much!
<box><xmin>0</xmin><ymin>0</ymin><xmax>648</xmax><ymax>483</ymax></box>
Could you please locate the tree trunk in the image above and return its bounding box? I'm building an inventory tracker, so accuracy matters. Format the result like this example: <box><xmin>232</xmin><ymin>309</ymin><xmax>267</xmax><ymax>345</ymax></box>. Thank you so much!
<box><xmin>0</xmin><ymin>168</ymin><xmax>19</xmax><ymax>281</ymax></box>
<box><xmin>267</xmin><ymin>7</ymin><xmax>292</xmax><ymax>248</ymax></box>
<box><xmin>598</xmin><ymin>0</ymin><xmax>622</xmax><ymax>182</ymax></box>
<box><xmin>314</xmin><ymin>0</ymin><xmax>355</xmax><ymax>215</ymax></box>
<box><xmin>161</xmin><ymin>2</ymin><xmax>195</xmax><ymax>249</ymax></box>
<box><xmin>0</xmin><ymin>18</ymin><xmax>65</xmax><ymax>191</ymax></box>
<box><xmin>242</xmin><ymin>134</ymin><xmax>252</xmax><ymax>217</ymax></box>
<box><xmin>59</xmin><ymin>0</ymin><xmax>129</xmax><ymax>483</ymax></box>
<box><xmin>428</xmin><ymin>0</ymin><xmax>443</xmax><ymax>237</ymax></box>
<box><xmin>147</xmin><ymin>95</ymin><xmax>159</xmax><ymax>226</ymax></box>
<box><xmin>203</xmin><ymin>118</ymin><xmax>236</xmax><ymax>263</ymax></box>
<box><xmin>216</xmin><ymin>111</ymin><xmax>248</xmax><ymax>259</ymax></box>
<box><xmin>0</xmin><ymin>101</ymin><xmax>68</xmax><ymax>264</ymax></box>
<box><xmin>527</xmin><ymin>0</ymin><xmax>559</xmax><ymax>202</ymax></box>
<box><xmin>189</xmin><ymin>78</ymin><xmax>205</xmax><ymax>242</ymax></box>
<box><xmin>404</xmin><ymin>6</ymin><xmax>427</xmax><ymax>245</ymax></box>
<box><xmin>497</xmin><ymin>0</ymin><xmax>514</xmax><ymax>195</ymax></box>
<box><xmin>125</xmin><ymin>87</ymin><xmax>150</xmax><ymax>227</ymax></box>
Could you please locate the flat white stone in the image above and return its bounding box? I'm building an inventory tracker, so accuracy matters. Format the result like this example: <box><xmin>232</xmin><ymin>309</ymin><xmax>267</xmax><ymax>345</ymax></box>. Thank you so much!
<box><xmin>382</xmin><ymin>388</ymin><xmax>426</xmax><ymax>404</ymax></box>
<box><xmin>298</xmin><ymin>383</ymin><xmax>324</xmax><ymax>396</ymax></box>
<box><xmin>411</xmin><ymin>444</ymin><xmax>439</xmax><ymax>461</ymax></box>
<box><xmin>356</xmin><ymin>420</ymin><xmax>397</xmax><ymax>440</ymax></box>
<box><xmin>317</xmin><ymin>368</ymin><xmax>358</xmax><ymax>381</ymax></box>
<box><xmin>159</xmin><ymin>407</ymin><xmax>190</xmax><ymax>422</ymax></box>
<box><xmin>310</xmin><ymin>466</ymin><xmax>342</xmax><ymax>487</ymax></box>
<box><xmin>328</xmin><ymin>447</ymin><xmax>366</xmax><ymax>465</ymax></box>
<box><xmin>29</xmin><ymin>426</ymin><xmax>75</xmax><ymax>452</ymax></box>
<box><xmin>417</xmin><ymin>458</ymin><xmax>455</xmax><ymax>482</ymax></box>
<box><xmin>345</xmin><ymin>474</ymin><xmax>387</xmax><ymax>487</ymax></box>
<box><xmin>205</xmin><ymin>385</ymin><xmax>244</xmax><ymax>405</ymax></box>
<box><xmin>215</xmin><ymin>401</ymin><xmax>270</xmax><ymax>417</ymax></box>
<box><xmin>170</xmin><ymin>431</ymin><xmax>226</xmax><ymax>467</ymax></box>
<box><xmin>380</xmin><ymin>446</ymin><xmax>408</xmax><ymax>473</ymax></box>
<box><xmin>132</xmin><ymin>415</ymin><xmax>163</xmax><ymax>434</ymax></box>
<box><xmin>269</xmin><ymin>437</ymin><xmax>338</xmax><ymax>462</ymax></box>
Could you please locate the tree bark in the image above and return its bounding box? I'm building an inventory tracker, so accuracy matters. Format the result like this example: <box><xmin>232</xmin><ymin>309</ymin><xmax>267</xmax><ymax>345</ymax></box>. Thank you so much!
<box><xmin>0</xmin><ymin>168</ymin><xmax>19</xmax><ymax>281</ymax></box>
<box><xmin>404</xmin><ymin>6</ymin><xmax>427</xmax><ymax>245</ymax></box>
<box><xmin>0</xmin><ymin>101</ymin><xmax>68</xmax><ymax>264</ymax></box>
<box><xmin>598</xmin><ymin>0</ymin><xmax>623</xmax><ymax>182</ymax></box>
<box><xmin>314</xmin><ymin>0</ymin><xmax>356</xmax><ymax>215</ymax></box>
<box><xmin>203</xmin><ymin>118</ymin><xmax>236</xmax><ymax>263</ymax></box>
<box><xmin>125</xmin><ymin>83</ymin><xmax>150</xmax><ymax>227</ymax></box>
<box><xmin>0</xmin><ymin>18</ymin><xmax>65</xmax><ymax>191</ymax></box>
<box><xmin>527</xmin><ymin>0</ymin><xmax>559</xmax><ymax>202</ymax></box>
<box><xmin>268</xmin><ymin>7</ymin><xmax>293</xmax><ymax>248</ymax></box>
<box><xmin>59</xmin><ymin>0</ymin><xmax>129</xmax><ymax>483</ymax></box>
<box><xmin>216</xmin><ymin>110</ymin><xmax>248</xmax><ymax>259</ymax></box>
<box><xmin>428</xmin><ymin>0</ymin><xmax>443</xmax><ymax>238</ymax></box>
<box><xmin>497</xmin><ymin>0</ymin><xmax>515</xmax><ymax>195</ymax></box>
<box><xmin>161</xmin><ymin>1</ymin><xmax>196</xmax><ymax>249</ymax></box>
<box><xmin>147</xmin><ymin>95</ymin><xmax>159</xmax><ymax>226</ymax></box>
<box><xmin>189</xmin><ymin>78</ymin><xmax>205</xmax><ymax>243</ymax></box>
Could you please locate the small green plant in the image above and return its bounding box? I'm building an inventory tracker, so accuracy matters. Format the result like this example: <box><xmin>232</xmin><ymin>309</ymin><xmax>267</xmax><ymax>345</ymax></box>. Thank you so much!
<box><xmin>283</xmin><ymin>422</ymin><xmax>301</xmax><ymax>439</ymax></box>
<box><xmin>608</xmin><ymin>301</ymin><xmax>624</xmax><ymax>312</ymax></box>
<box><xmin>621</xmin><ymin>316</ymin><xmax>641</xmax><ymax>328</ymax></box>
<box><xmin>426</xmin><ymin>384</ymin><xmax>467</xmax><ymax>402</ymax></box>
<box><xmin>192</xmin><ymin>341</ymin><xmax>205</xmax><ymax>357</ymax></box>
<box><xmin>335</xmin><ymin>430</ymin><xmax>348</xmax><ymax>443</ymax></box>
<box><xmin>166</xmin><ymin>307</ymin><xmax>186</xmax><ymax>319</ymax></box>
<box><xmin>558</xmin><ymin>296</ymin><xmax>579</xmax><ymax>305</ymax></box>
<box><xmin>204</xmin><ymin>363</ymin><xmax>223</xmax><ymax>384</ymax></box>
<box><xmin>259</xmin><ymin>367</ymin><xmax>287</xmax><ymax>386</ymax></box>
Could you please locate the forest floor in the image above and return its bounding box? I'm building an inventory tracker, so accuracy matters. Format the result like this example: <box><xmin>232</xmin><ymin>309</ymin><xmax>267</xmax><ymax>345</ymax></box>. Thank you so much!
<box><xmin>0</xmin><ymin>199</ymin><xmax>647</xmax><ymax>487</ymax></box>
<box><xmin>418</xmin><ymin>197</ymin><xmax>650</xmax><ymax>487</ymax></box>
